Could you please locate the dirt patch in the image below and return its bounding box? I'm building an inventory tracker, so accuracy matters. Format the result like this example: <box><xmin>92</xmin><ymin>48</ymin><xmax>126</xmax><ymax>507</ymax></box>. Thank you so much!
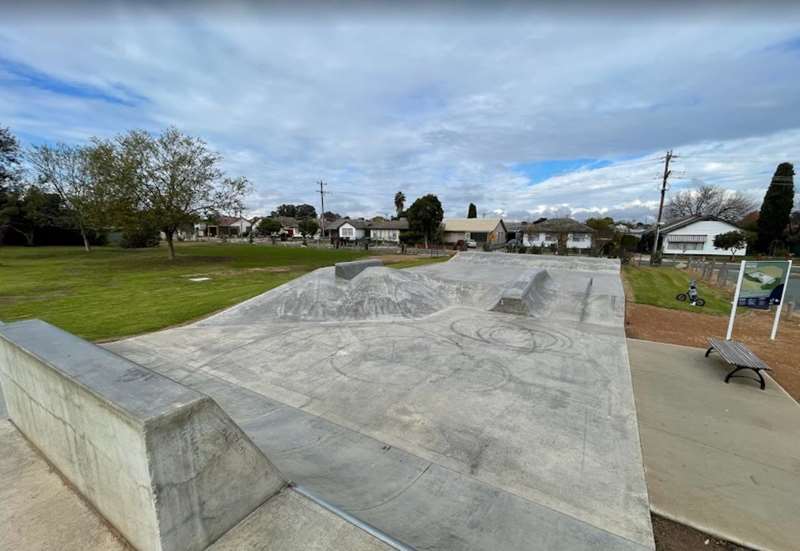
<box><xmin>652</xmin><ymin>514</ymin><xmax>751</xmax><ymax>551</ymax></box>
<box><xmin>626</xmin><ymin>302</ymin><xmax>800</xmax><ymax>400</ymax></box>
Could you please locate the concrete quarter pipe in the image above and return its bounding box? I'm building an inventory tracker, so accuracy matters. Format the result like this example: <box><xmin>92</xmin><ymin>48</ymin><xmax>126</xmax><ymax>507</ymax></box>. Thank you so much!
<box><xmin>105</xmin><ymin>251</ymin><xmax>654</xmax><ymax>550</ymax></box>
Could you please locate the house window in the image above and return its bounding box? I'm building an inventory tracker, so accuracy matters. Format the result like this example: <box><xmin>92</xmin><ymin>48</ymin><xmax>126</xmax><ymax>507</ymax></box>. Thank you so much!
<box><xmin>571</xmin><ymin>233</ymin><xmax>589</xmax><ymax>242</ymax></box>
<box><xmin>341</xmin><ymin>227</ymin><xmax>354</xmax><ymax>238</ymax></box>
<box><xmin>666</xmin><ymin>235</ymin><xmax>706</xmax><ymax>251</ymax></box>
<box><xmin>545</xmin><ymin>233</ymin><xmax>558</xmax><ymax>241</ymax></box>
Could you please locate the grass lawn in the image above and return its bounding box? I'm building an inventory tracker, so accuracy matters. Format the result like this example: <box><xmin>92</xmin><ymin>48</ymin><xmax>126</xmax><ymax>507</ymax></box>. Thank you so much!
<box><xmin>0</xmin><ymin>243</ymin><xmax>380</xmax><ymax>341</ymax></box>
<box><xmin>622</xmin><ymin>265</ymin><xmax>733</xmax><ymax>316</ymax></box>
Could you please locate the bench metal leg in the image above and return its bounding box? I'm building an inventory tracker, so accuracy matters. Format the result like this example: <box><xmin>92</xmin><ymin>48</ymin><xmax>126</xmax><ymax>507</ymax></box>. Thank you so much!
<box><xmin>725</xmin><ymin>366</ymin><xmax>767</xmax><ymax>390</ymax></box>
<box><xmin>705</xmin><ymin>347</ymin><xmax>714</xmax><ymax>357</ymax></box>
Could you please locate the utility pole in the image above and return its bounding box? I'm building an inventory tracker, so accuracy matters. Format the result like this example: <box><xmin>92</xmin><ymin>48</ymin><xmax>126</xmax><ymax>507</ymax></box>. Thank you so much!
<box><xmin>651</xmin><ymin>150</ymin><xmax>676</xmax><ymax>265</ymax></box>
<box><xmin>317</xmin><ymin>180</ymin><xmax>327</xmax><ymax>245</ymax></box>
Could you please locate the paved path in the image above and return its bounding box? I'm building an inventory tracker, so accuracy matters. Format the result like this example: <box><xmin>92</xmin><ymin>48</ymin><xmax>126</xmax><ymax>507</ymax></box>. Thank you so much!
<box><xmin>628</xmin><ymin>338</ymin><xmax>800</xmax><ymax>551</ymax></box>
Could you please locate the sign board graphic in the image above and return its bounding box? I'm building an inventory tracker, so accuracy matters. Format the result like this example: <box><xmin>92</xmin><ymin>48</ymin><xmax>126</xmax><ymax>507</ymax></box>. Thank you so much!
<box><xmin>727</xmin><ymin>260</ymin><xmax>792</xmax><ymax>341</ymax></box>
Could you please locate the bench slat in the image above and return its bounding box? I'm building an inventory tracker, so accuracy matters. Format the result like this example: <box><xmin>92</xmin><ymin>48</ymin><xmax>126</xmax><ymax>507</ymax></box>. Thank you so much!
<box><xmin>708</xmin><ymin>338</ymin><xmax>769</xmax><ymax>370</ymax></box>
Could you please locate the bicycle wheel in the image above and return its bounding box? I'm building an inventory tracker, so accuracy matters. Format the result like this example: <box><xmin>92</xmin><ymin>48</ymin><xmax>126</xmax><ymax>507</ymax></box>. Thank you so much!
<box><xmin>676</xmin><ymin>293</ymin><xmax>687</xmax><ymax>301</ymax></box>
<box><xmin>695</xmin><ymin>298</ymin><xmax>706</xmax><ymax>307</ymax></box>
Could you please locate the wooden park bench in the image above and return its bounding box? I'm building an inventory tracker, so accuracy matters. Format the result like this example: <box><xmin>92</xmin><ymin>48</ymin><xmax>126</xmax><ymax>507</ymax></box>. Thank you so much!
<box><xmin>705</xmin><ymin>338</ymin><xmax>772</xmax><ymax>390</ymax></box>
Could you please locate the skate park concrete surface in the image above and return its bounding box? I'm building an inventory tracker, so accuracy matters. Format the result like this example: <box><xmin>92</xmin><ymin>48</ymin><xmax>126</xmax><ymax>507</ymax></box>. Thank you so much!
<box><xmin>105</xmin><ymin>252</ymin><xmax>656</xmax><ymax>550</ymax></box>
<box><xmin>629</xmin><ymin>339</ymin><xmax>800</xmax><ymax>551</ymax></box>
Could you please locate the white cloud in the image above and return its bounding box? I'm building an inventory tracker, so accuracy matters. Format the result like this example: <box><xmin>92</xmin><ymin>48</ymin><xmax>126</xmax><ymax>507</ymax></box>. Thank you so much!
<box><xmin>1</xmin><ymin>3</ymin><xmax>799</xmax><ymax>220</ymax></box>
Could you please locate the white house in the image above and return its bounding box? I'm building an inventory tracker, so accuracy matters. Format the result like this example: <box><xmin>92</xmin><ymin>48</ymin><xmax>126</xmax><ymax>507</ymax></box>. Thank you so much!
<box><xmin>658</xmin><ymin>215</ymin><xmax>746</xmax><ymax>256</ymax></box>
<box><xmin>368</xmin><ymin>218</ymin><xmax>408</xmax><ymax>242</ymax></box>
<box><xmin>338</xmin><ymin>219</ymin><xmax>369</xmax><ymax>241</ymax></box>
<box><xmin>442</xmin><ymin>218</ymin><xmax>507</xmax><ymax>245</ymax></box>
<box><xmin>523</xmin><ymin>218</ymin><xmax>594</xmax><ymax>249</ymax></box>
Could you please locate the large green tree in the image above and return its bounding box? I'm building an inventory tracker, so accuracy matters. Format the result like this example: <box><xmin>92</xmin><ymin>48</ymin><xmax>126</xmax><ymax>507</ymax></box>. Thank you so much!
<box><xmin>94</xmin><ymin>127</ymin><xmax>249</xmax><ymax>259</ymax></box>
<box><xmin>406</xmin><ymin>194</ymin><xmax>444</xmax><ymax>248</ymax></box>
<box><xmin>257</xmin><ymin>217</ymin><xmax>282</xmax><ymax>236</ymax></box>
<box><xmin>756</xmin><ymin>162</ymin><xmax>794</xmax><ymax>253</ymax></box>
<box><xmin>467</xmin><ymin>203</ymin><xmax>477</xmax><ymax>218</ymax></box>
<box><xmin>1</xmin><ymin>126</ymin><xmax>21</xmax><ymax>187</ymax></box>
<box><xmin>27</xmin><ymin>143</ymin><xmax>110</xmax><ymax>252</ymax></box>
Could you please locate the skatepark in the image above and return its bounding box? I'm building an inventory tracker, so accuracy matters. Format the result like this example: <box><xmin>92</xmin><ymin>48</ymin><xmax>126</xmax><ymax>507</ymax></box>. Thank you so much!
<box><xmin>1</xmin><ymin>252</ymin><xmax>655</xmax><ymax>550</ymax></box>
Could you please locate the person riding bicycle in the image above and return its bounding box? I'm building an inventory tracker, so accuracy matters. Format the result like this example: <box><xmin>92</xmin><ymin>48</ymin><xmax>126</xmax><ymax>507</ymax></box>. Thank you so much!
<box><xmin>688</xmin><ymin>279</ymin><xmax>699</xmax><ymax>306</ymax></box>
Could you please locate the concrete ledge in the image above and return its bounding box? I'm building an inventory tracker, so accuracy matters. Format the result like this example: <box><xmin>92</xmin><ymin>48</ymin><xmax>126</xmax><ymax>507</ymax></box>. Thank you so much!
<box><xmin>335</xmin><ymin>259</ymin><xmax>382</xmax><ymax>280</ymax></box>
<box><xmin>0</xmin><ymin>320</ymin><xmax>286</xmax><ymax>551</ymax></box>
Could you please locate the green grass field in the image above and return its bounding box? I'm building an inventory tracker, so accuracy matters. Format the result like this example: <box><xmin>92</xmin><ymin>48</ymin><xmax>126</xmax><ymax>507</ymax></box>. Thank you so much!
<box><xmin>622</xmin><ymin>265</ymin><xmax>733</xmax><ymax>316</ymax></box>
<box><xmin>0</xmin><ymin>243</ymin><xmax>382</xmax><ymax>341</ymax></box>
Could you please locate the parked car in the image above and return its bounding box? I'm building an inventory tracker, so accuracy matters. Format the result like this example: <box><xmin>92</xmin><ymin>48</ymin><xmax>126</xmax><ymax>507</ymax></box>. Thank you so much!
<box><xmin>465</xmin><ymin>239</ymin><xmax>477</xmax><ymax>249</ymax></box>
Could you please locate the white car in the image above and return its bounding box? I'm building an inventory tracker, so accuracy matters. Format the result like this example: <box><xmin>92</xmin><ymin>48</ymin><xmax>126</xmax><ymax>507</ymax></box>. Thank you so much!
<box><xmin>465</xmin><ymin>239</ymin><xmax>477</xmax><ymax>249</ymax></box>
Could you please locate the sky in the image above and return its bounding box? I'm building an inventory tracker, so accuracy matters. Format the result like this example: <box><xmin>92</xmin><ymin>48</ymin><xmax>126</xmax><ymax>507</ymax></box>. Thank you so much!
<box><xmin>2</xmin><ymin>1</ymin><xmax>799</xmax><ymax>222</ymax></box>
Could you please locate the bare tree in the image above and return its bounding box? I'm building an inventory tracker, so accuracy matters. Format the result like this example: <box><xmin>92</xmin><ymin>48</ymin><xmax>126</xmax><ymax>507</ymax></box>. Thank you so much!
<box><xmin>27</xmin><ymin>143</ymin><xmax>104</xmax><ymax>251</ymax></box>
<box><xmin>103</xmin><ymin>128</ymin><xmax>250</xmax><ymax>259</ymax></box>
<box><xmin>667</xmin><ymin>184</ymin><xmax>755</xmax><ymax>223</ymax></box>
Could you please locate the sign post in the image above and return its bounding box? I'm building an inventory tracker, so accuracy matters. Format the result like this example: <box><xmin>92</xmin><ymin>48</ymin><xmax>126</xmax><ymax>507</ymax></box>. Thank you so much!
<box><xmin>726</xmin><ymin>260</ymin><xmax>746</xmax><ymax>340</ymax></box>
<box><xmin>770</xmin><ymin>260</ymin><xmax>792</xmax><ymax>341</ymax></box>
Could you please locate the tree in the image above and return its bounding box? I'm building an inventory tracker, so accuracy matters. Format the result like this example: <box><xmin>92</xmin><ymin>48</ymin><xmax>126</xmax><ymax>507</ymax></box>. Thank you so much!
<box><xmin>102</xmin><ymin>127</ymin><xmax>249</xmax><ymax>259</ymax></box>
<box><xmin>323</xmin><ymin>211</ymin><xmax>341</xmax><ymax>222</ymax></box>
<box><xmin>298</xmin><ymin>217</ymin><xmax>319</xmax><ymax>244</ymax></box>
<box><xmin>1</xmin><ymin>126</ymin><xmax>21</xmax><ymax>187</ymax></box>
<box><xmin>667</xmin><ymin>184</ymin><xmax>755</xmax><ymax>222</ymax></box>
<box><xmin>27</xmin><ymin>143</ymin><xmax>107</xmax><ymax>252</ymax></box>
<box><xmin>271</xmin><ymin>204</ymin><xmax>296</xmax><ymax>217</ymax></box>
<box><xmin>257</xmin><ymin>217</ymin><xmax>282</xmax><ymax>236</ymax></box>
<box><xmin>394</xmin><ymin>191</ymin><xmax>406</xmax><ymax>217</ymax></box>
<box><xmin>467</xmin><ymin>203</ymin><xmax>477</xmax><ymax>218</ymax></box>
<box><xmin>756</xmin><ymin>163</ymin><xmax>794</xmax><ymax>254</ymax></box>
<box><xmin>713</xmin><ymin>230</ymin><xmax>748</xmax><ymax>260</ymax></box>
<box><xmin>406</xmin><ymin>194</ymin><xmax>444</xmax><ymax>248</ymax></box>
<box><xmin>295</xmin><ymin>204</ymin><xmax>317</xmax><ymax>220</ymax></box>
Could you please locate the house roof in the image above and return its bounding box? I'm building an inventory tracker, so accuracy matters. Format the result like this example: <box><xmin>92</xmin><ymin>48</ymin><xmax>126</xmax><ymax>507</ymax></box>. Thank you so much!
<box><xmin>442</xmin><ymin>218</ymin><xmax>506</xmax><ymax>233</ymax></box>
<box><xmin>369</xmin><ymin>218</ymin><xmax>409</xmax><ymax>230</ymax></box>
<box><xmin>505</xmin><ymin>222</ymin><xmax>530</xmax><ymax>233</ymax></box>
<box><xmin>529</xmin><ymin>218</ymin><xmax>595</xmax><ymax>233</ymax></box>
<box><xmin>340</xmin><ymin>218</ymin><xmax>369</xmax><ymax>229</ymax></box>
<box><xmin>217</xmin><ymin>216</ymin><xmax>249</xmax><ymax>226</ymax></box>
<box><xmin>660</xmin><ymin>215</ymin><xmax>740</xmax><ymax>234</ymax></box>
<box><xmin>325</xmin><ymin>218</ymin><xmax>348</xmax><ymax>230</ymax></box>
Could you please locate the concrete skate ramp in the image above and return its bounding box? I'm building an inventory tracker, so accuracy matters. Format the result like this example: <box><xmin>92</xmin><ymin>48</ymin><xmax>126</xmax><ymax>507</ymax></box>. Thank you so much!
<box><xmin>201</xmin><ymin>265</ymin><xmax>499</xmax><ymax>323</ymax></box>
<box><xmin>0</xmin><ymin>320</ymin><xmax>285</xmax><ymax>551</ymax></box>
<box><xmin>335</xmin><ymin>258</ymin><xmax>383</xmax><ymax>279</ymax></box>
<box><xmin>108</xmin><ymin>252</ymin><xmax>655</xmax><ymax>550</ymax></box>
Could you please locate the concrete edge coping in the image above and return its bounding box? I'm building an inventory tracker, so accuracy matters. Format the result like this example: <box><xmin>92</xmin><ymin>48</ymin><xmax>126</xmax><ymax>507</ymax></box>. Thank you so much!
<box><xmin>0</xmin><ymin>319</ymin><xmax>207</xmax><ymax>428</ymax></box>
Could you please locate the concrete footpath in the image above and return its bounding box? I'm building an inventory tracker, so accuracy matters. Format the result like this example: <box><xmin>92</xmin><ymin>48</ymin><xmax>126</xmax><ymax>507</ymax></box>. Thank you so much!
<box><xmin>628</xmin><ymin>338</ymin><xmax>800</xmax><ymax>551</ymax></box>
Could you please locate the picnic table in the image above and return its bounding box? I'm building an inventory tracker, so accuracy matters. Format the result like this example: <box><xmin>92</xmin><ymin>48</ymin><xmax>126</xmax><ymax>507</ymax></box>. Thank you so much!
<box><xmin>705</xmin><ymin>338</ymin><xmax>771</xmax><ymax>390</ymax></box>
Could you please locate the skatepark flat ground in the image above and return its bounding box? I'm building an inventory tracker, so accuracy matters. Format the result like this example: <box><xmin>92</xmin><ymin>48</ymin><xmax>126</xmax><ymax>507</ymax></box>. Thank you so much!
<box><xmin>106</xmin><ymin>252</ymin><xmax>655</xmax><ymax>550</ymax></box>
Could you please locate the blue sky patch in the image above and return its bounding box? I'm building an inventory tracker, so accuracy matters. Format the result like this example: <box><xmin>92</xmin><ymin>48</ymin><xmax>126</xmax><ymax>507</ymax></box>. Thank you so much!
<box><xmin>0</xmin><ymin>56</ymin><xmax>146</xmax><ymax>107</ymax></box>
<box><xmin>512</xmin><ymin>158</ymin><xmax>613</xmax><ymax>184</ymax></box>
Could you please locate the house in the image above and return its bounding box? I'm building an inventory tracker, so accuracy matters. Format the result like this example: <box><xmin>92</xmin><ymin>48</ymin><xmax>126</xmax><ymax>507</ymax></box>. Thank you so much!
<box><xmin>657</xmin><ymin>215</ymin><xmax>745</xmax><ymax>256</ymax></box>
<box><xmin>441</xmin><ymin>218</ymin><xmax>507</xmax><ymax>245</ymax></box>
<box><xmin>524</xmin><ymin>218</ymin><xmax>594</xmax><ymax>249</ymax></box>
<box><xmin>322</xmin><ymin>218</ymin><xmax>347</xmax><ymax>238</ymax></box>
<box><xmin>368</xmin><ymin>218</ymin><xmax>409</xmax><ymax>242</ymax></box>
<box><xmin>194</xmin><ymin>216</ymin><xmax>253</xmax><ymax>238</ymax></box>
<box><xmin>338</xmin><ymin>219</ymin><xmax>369</xmax><ymax>241</ymax></box>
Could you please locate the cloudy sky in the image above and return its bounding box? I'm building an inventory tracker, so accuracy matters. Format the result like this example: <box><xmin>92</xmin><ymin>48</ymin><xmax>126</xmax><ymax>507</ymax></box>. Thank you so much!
<box><xmin>2</xmin><ymin>2</ymin><xmax>799</xmax><ymax>221</ymax></box>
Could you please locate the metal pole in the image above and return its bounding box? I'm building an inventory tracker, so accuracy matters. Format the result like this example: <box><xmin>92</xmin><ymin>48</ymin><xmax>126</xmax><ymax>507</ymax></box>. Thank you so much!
<box><xmin>770</xmin><ymin>260</ymin><xmax>792</xmax><ymax>341</ymax></box>
<box><xmin>726</xmin><ymin>260</ymin><xmax>746</xmax><ymax>341</ymax></box>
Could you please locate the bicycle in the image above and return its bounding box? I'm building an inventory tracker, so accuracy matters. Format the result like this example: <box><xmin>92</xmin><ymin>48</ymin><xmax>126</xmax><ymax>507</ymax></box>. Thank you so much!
<box><xmin>676</xmin><ymin>280</ymin><xmax>705</xmax><ymax>307</ymax></box>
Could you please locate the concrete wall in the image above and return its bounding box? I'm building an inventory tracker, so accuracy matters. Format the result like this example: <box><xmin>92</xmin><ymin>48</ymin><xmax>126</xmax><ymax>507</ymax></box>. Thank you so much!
<box><xmin>0</xmin><ymin>320</ymin><xmax>285</xmax><ymax>551</ymax></box>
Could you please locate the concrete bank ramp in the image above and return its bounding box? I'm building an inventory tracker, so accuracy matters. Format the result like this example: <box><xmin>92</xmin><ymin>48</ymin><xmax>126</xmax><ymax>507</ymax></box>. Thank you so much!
<box><xmin>0</xmin><ymin>319</ymin><xmax>286</xmax><ymax>551</ymax></box>
<box><xmin>201</xmin><ymin>265</ymin><xmax>499</xmax><ymax>324</ymax></box>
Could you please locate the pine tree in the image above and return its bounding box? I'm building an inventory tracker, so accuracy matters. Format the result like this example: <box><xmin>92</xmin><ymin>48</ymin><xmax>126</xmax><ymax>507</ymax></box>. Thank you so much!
<box><xmin>756</xmin><ymin>163</ymin><xmax>795</xmax><ymax>253</ymax></box>
<box><xmin>467</xmin><ymin>202</ymin><xmax>477</xmax><ymax>218</ymax></box>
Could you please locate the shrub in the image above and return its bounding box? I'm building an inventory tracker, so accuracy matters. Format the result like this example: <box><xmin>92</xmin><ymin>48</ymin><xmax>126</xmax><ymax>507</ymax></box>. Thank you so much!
<box><xmin>120</xmin><ymin>222</ymin><xmax>160</xmax><ymax>248</ymax></box>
